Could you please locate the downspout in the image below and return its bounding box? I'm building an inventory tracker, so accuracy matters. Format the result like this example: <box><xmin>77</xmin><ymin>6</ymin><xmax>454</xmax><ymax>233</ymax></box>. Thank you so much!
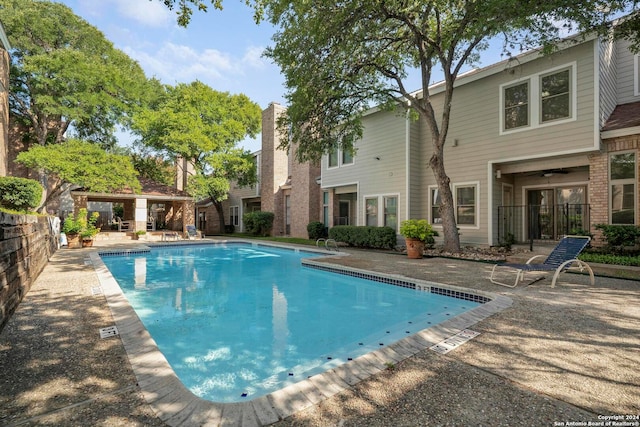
<box><xmin>405</xmin><ymin>103</ymin><xmax>411</xmax><ymax>221</ymax></box>
<box><xmin>487</xmin><ymin>162</ymin><xmax>494</xmax><ymax>246</ymax></box>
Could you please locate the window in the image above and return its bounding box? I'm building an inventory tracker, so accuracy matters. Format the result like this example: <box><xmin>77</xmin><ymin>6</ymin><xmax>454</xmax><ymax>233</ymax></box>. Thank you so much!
<box><xmin>504</xmin><ymin>82</ymin><xmax>529</xmax><ymax>130</ymax></box>
<box><xmin>230</xmin><ymin>206</ymin><xmax>239</xmax><ymax>226</ymax></box>
<box><xmin>285</xmin><ymin>195</ymin><xmax>291</xmax><ymax>234</ymax></box>
<box><xmin>430</xmin><ymin>187</ymin><xmax>442</xmax><ymax>224</ymax></box>
<box><xmin>328</xmin><ymin>148</ymin><xmax>338</xmax><ymax>167</ymax></box>
<box><xmin>635</xmin><ymin>54</ymin><xmax>640</xmax><ymax>96</ymax></box>
<box><xmin>342</xmin><ymin>149</ymin><xmax>353</xmax><ymax>165</ymax></box>
<box><xmin>365</xmin><ymin>198</ymin><xmax>378</xmax><ymax>226</ymax></box>
<box><xmin>540</xmin><ymin>68</ymin><xmax>571</xmax><ymax>123</ymax></box>
<box><xmin>326</xmin><ymin>146</ymin><xmax>354</xmax><ymax>168</ymax></box>
<box><xmin>455</xmin><ymin>185</ymin><xmax>477</xmax><ymax>226</ymax></box>
<box><xmin>322</xmin><ymin>192</ymin><xmax>329</xmax><ymax>227</ymax></box>
<box><xmin>383</xmin><ymin>196</ymin><xmax>398</xmax><ymax>231</ymax></box>
<box><xmin>610</xmin><ymin>152</ymin><xmax>636</xmax><ymax>225</ymax></box>
<box><xmin>500</xmin><ymin>63</ymin><xmax>575</xmax><ymax>134</ymax></box>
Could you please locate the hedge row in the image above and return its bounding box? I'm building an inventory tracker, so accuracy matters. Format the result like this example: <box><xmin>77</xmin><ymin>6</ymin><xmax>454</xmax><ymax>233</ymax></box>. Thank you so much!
<box><xmin>328</xmin><ymin>225</ymin><xmax>396</xmax><ymax>249</ymax></box>
<box><xmin>594</xmin><ymin>224</ymin><xmax>640</xmax><ymax>251</ymax></box>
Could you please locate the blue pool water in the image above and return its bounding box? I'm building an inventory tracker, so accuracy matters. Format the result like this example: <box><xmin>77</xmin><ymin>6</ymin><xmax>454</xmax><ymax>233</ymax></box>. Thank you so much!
<box><xmin>101</xmin><ymin>243</ymin><xmax>480</xmax><ymax>402</ymax></box>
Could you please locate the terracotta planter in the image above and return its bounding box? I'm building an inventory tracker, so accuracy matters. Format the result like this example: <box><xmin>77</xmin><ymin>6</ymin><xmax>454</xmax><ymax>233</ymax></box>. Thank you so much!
<box><xmin>405</xmin><ymin>238</ymin><xmax>425</xmax><ymax>259</ymax></box>
<box><xmin>82</xmin><ymin>239</ymin><xmax>94</xmax><ymax>248</ymax></box>
<box><xmin>67</xmin><ymin>233</ymin><xmax>81</xmax><ymax>249</ymax></box>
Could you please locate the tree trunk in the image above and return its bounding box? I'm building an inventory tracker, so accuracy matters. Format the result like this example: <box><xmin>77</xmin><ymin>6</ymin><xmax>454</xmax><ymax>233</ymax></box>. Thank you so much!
<box><xmin>430</xmin><ymin>151</ymin><xmax>461</xmax><ymax>253</ymax></box>
<box><xmin>419</xmin><ymin>105</ymin><xmax>461</xmax><ymax>253</ymax></box>
<box><xmin>213</xmin><ymin>199</ymin><xmax>226</xmax><ymax>234</ymax></box>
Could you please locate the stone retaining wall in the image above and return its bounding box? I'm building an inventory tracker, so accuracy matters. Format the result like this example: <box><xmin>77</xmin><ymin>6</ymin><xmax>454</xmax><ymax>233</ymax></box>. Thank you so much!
<box><xmin>0</xmin><ymin>213</ymin><xmax>57</xmax><ymax>332</ymax></box>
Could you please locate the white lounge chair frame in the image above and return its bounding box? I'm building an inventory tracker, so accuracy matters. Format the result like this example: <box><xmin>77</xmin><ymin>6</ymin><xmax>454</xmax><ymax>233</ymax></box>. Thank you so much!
<box><xmin>490</xmin><ymin>236</ymin><xmax>595</xmax><ymax>288</ymax></box>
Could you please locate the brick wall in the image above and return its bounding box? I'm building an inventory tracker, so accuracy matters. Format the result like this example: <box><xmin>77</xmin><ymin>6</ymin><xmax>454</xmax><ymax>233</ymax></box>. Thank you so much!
<box><xmin>589</xmin><ymin>135</ymin><xmax>640</xmax><ymax>246</ymax></box>
<box><xmin>0</xmin><ymin>213</ymin><xmax>57</xmax><ymax>332</ymax></box>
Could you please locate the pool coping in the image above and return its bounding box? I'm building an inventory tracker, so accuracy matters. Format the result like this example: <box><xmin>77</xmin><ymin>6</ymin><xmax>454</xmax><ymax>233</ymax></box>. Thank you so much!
<box><xmin>90</xmin><ymin>241</ymin><xmax>512</xmax><ymax>427</ymax></box>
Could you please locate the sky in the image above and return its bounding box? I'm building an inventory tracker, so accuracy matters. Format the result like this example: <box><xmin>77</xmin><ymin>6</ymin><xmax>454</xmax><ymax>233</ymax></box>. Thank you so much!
<box><xmin>55</xmin><ymin>0</ymin><xmax>522</xmax><ymax>153</ymax></box>
<box><xmin>57</xmin><ymin>0</ymin><xmax>290</xmax><ymax>152</ymax></box>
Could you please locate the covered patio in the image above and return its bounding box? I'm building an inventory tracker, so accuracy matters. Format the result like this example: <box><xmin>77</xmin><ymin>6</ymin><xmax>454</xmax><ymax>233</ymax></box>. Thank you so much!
<box><xmin>69</xmin><ymin>178</ymin><xmax>195</xmax><ymax>238</ymax></box>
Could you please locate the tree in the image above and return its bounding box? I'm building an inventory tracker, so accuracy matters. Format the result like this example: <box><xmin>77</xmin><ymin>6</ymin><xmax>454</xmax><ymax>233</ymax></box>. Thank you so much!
<box><xmin>131</xmin><ymin>81</ymin><xmax>261</xmax><ymax>232</ymax></box>
<box><xmin>0</xmin><ymin>0</ymin><xmax>152</xmax><ymax>209</ymax></box>
<box><xmin>250</xmin><ymin>0</ymin><xmax>632</xmax><ymax>253</ymax></box>
<box><xmin>158</xmin><ymin>0</ymin><xmax>636</xmax><ymax>251</ymax></box>
<box><xmin>15</xmin><ymin>139</ymin><xmax>141</xmax><ymax>208</ymax></box>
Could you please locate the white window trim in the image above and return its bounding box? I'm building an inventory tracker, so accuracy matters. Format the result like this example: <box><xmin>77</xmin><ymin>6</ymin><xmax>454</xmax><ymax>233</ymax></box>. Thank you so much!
<box><xmin>454</xmin><ymin>181</ymin><xmax>480</xmax><ymax>229</ymax></box>
<box><xmin>635</xmin><ymin>54</ymin><xmax>640</xmax><ymax>97</ymax></box>
<box><xmin>609</xmin><ymin>151</ymin><xmax>637</xmax><ymax>225</ymax></box>
<box><xmin>428</xmin><ymin>185</ymin><xmax>442</xmax><ymax>228</ymax></box>
<box><xmin>502</xmin><ymin>80</ymin><xmax>530</xmax><ymax>131</ymax></box>
<box><xmin>499</xmin><ymin>62</ymin><xmax>577</xmax><ymax>135</ymax></box>
<box><xmin>428</xmin><ymin>183</ymin><xmax>480</xmax><ymax>229</ymax></box>
<box><xmin>325</xmin><ymin>146</ymin><xmax>356</xmax><ymax>169</ymax></box>
<box><xmin>362</xmin><ymin>193</ymin><xmax>400</xmax><ymax>229</ymax></box>
<box><xmin>230</xmin><ymin>205</ymin><xmax>239</xmax><ymax>227</ymax></box>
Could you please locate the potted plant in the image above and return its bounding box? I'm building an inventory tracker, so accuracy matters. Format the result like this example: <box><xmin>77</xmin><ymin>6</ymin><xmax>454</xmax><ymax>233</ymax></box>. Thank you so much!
<box><xmin>399</xmin><ymin>219</ymin><xmax>437</xmax><ymax>259</ymax></box>
<box><xmin>62</xmin><ymin>214</ymin><xmax>83</xmax><ymax>249</ymax></box>
<box><xmin>63</xmin><ymin>208</ymin><xmax>100</xmax><ymax>248</ymax></box>
<box><xmin>80</xmin><ymin>211</ymin><xmax>100</xmax><ymax>247</ymax></box>
<box><xmin>133</xmin><ymin>230</ymin><xmax>146</xmax><ymax>240</ymax></box>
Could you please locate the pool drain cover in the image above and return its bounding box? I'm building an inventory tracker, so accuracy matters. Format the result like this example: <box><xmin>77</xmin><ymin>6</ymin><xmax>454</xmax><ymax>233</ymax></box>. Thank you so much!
<box><xmin>99</xmin><ymin>326</ymin><xmax>119</xmax><ymax>339</ymax></box>
<box><xmin>430</xmin><ymin>329</ymin><xmax>480</xmax><ymax>354</ymax></box>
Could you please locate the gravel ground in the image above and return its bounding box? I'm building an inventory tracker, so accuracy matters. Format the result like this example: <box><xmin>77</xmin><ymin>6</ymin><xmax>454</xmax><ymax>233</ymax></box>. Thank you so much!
<box><xmin>1</xmin><ymin>240</ymin><xmax>638</xmax><ymax>426</ymax></box>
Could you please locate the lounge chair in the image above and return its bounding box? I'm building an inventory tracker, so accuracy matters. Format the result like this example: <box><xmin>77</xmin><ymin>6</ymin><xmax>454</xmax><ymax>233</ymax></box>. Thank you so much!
<box><xmin>186</xmin><ymin>225</ymin><xmax>198</xmax><ymax>240</ymax></box>
<box><xmin>490</xmin><ymin>235</ymin><xmax>594</xmax><ymax>288</ymax></box>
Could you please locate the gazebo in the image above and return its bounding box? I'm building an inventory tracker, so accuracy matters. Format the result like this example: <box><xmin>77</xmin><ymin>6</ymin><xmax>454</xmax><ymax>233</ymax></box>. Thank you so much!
<box><xmin>69</xmin><ymin>178</ymin><xmax>195</xmax><ymax>236</ymax></box>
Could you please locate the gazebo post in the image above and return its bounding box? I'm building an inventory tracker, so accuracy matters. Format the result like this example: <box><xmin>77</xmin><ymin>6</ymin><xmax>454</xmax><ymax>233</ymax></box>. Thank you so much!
<box><xmin>134</xmin><ymin>198</ymin><xmax>148</xmax><ymax>232</ymax></box>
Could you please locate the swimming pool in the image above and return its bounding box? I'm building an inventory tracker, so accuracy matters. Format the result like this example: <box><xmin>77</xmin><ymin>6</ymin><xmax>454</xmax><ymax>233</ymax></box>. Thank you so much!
<box><xmin>100</xmin><ymin>243</ymin><xmax>481</xmax><ymax>403</ymax></box>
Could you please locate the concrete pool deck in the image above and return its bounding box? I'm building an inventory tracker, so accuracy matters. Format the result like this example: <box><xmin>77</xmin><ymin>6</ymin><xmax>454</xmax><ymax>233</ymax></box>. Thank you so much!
<box><xmin>1</xmin><ymin>238</ymin><xmax>638</xmax><ymax>426</ymax></box>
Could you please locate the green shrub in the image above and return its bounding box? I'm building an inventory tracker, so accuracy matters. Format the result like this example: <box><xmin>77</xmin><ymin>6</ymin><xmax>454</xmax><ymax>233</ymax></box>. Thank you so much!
<box><xmin>0</xmin><ymin>176</ymin><xmax>42</xmax><ymax>212</ymax></box>
<box><xmin>579</xmin><ymin>252</ymin><xmax>640</xmax><ymax>267</ymax></box>
<box><xmin>63</xmin><ymin>208</ymin><xmax>100</xmax><ymax>238</ymax></box>
<box><xmin>594</xmin><ymin>224</ymin><xmax>640</xmax><ymax>252</ymax></box>
<box><xmin>307</xmin><ymin>221</ymin><xmax>327</xmax><ymax>240</ymax></box>
<box><xmin>243</xmin><ymin>211</ymin><xmax>274</xmax><ymax>236</ymax></box>
<box><xmin>329</xmin><ymin>225</ymin><xmax>396</xmax><ymax>249</ymax></box>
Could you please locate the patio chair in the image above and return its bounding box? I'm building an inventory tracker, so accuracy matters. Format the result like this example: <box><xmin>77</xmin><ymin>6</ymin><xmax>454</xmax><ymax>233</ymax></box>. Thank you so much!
<box><xmin>489</xmin><ymin>235</ymin><xmax>594</xmax><ymax>288</ymax></box>
<box><xmin>186</xmin><ymin>225</ymin><xmax>198</xmax><ymax>240</ymax></box>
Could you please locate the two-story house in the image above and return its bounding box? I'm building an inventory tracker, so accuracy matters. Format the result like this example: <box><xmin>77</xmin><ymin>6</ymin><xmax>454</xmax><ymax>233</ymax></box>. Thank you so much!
<box><xmin>320</xmin><ymin>33</ymin><xmax>639</xmax><ymax>246</ymax></box>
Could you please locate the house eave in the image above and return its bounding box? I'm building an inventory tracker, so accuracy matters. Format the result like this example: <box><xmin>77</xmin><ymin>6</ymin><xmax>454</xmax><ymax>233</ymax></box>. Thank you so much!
<box><xmin>70</xmin><ymin>190</ymin><xmax>193</xmax><ymax>202</ymax></box>
<box><xmin>601</xmin><ymin>126</ymin><xmax>640</xmax><ymax>140</ymax></box>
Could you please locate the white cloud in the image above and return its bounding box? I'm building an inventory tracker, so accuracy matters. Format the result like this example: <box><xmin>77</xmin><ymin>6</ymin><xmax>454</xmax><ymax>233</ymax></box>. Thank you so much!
<box><xmin>125</xmin><ymin>42</ymin><xmax>270</xmax><ymax>87</ymax></box>
<box><xmin>242</xmin><ymin>46</ymin><xmax>267</xmax><ymax>69</ymax></box>
<box><xmin>112</xmin><ymin>0</ymin><xmax>173</xmax><ymax>28</ymax></box>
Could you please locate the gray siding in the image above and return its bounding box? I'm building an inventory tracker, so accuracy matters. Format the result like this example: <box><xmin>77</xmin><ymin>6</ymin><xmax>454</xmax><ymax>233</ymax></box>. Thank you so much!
<box><xmin>322</xmin><ymin>108</ymin><xmax>408</xmax><ymax>224</ymax></box>
<box><xmin>322</xmin><ymin>37</ymin><xmax>612</xmax><ymax>246</ymax></box>
<box><xmin>615</xmin><ymin>39</ymin><xmax>640</xmax><ymax>104</ymax></box>
<box><xmin>599</xmin><ymin>38</ymin><xmax>618</xmax><ymax>127</ymax></box>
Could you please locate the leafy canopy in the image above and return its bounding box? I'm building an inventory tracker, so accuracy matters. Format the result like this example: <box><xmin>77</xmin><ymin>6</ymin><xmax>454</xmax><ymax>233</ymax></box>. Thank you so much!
<box><xmin>15</xmin><ymin>139</ymin><xmax>141</xmax><ymax>194</ymax></box>
<box><xmin>0</xmin><ymin>0</ymin><xmax>153</xmax><ymax>148</ymax></box>
<box><xmin>131</xmin><ymin>81</ymin><xmax>261</xmax><ymax>206</ymax></box>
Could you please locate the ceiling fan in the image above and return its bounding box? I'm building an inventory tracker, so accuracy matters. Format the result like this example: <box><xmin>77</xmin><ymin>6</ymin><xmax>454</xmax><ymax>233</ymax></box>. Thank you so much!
<box><xmin>540</xmin><ymin>168</ymin><xmax>570</xmax><ymax>177</ymax></box>
<box><xmin>524</xmin><ymin>168</ymin><xmax>570</xmax><ymax>177</ymax></box>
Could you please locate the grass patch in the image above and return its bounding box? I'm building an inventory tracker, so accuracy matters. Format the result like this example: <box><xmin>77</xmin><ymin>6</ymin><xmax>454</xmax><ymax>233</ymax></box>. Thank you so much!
<box><xmin>225</xmin><ymin>233</ymin><xmax>317</xmax><ymax>246</ymax></box>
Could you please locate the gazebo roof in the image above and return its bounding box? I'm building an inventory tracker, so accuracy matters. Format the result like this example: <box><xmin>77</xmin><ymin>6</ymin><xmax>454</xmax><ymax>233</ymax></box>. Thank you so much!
<box><xmin>71</xmin><ymin>177</ymin><xmax>193</xmax><ymax>202</ymax></box>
